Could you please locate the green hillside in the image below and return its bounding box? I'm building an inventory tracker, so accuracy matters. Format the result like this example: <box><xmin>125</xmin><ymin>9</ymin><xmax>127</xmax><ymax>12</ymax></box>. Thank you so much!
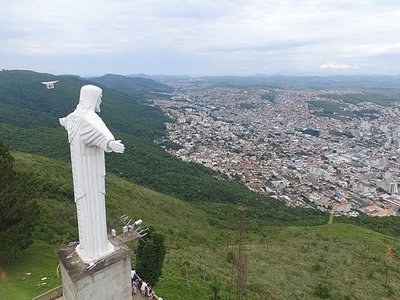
<box><xmin>1</xmin><ymin>151</ymin><xmax>400</xmax><ymax>300</ymax></box>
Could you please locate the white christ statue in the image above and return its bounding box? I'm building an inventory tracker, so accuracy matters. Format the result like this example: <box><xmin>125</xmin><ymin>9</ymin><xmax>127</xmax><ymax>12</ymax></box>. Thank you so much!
<box><xmin>60</xmin><ymin>84</ymin><xmax>125</xmax><ymax>263</ymax></box>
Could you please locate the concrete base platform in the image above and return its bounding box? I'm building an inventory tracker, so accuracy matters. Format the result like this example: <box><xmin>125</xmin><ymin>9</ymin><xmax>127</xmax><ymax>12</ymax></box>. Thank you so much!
<box><xmin>57</xmin><ymin>239</ymin><xmax>132</xmax><ymax>300</ymax></box>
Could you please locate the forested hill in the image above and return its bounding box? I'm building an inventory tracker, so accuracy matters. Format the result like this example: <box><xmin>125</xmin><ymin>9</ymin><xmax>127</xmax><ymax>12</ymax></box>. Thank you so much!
<box><xmin>0</xmin><ymin>70</ymin><xmax>167</xmax><ymax>157</ymax></box>
<box><xmin>89</xmin><ymin>73</ymin><xmax>174</xmax><ymax>98</ymax></box>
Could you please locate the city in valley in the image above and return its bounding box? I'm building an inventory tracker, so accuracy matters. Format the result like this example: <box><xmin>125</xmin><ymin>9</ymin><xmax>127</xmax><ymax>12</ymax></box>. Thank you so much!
<box><xmin>152</xmin><ymin>81</ymin><xmax>400</xmax><ymax>218</ymax></box>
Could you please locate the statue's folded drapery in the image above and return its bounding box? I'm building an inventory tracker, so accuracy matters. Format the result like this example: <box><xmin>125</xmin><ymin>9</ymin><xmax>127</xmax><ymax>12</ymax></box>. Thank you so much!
<box><xmin>60</xmin><ymin>85</ymin><xmax>124</xmax><ymax>263</ymax></box>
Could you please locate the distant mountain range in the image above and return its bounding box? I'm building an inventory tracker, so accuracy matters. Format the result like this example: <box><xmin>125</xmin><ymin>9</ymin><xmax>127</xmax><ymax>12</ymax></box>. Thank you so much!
<box><xmin>88</xmin><ymin>73</ymin><xmax>174</xmax><ymax>97</ymax></box>
<box><xmin>194</xmin><ymin>75</ymin><xmax>400</xmax><ymax>90</ymax></box>
<box><xmin>126</xmin><ymin>73</ymin><xmax>400</xmax><ymax>90</ymax></box>
<box><xmin>128</xmin><ymin>73</ymin><xmax>191</xmax><ymax>81</ymax></box>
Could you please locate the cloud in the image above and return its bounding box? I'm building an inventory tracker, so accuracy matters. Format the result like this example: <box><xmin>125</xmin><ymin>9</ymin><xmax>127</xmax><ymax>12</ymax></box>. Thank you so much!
<box><xmin>343</xmin><ymin>43</ymin><xmax>400</xmax><ymax>57</ymax></box>
<box><xmin>320</xmin><ymin>62</ymin><xmax>360</xmax><ymax>70</ymax></box>
<box><xmin>1</xmin><ymin>0</ymin><xmax>400</xmax><ymax>74</ymax></box>
<box><xmin>200</xmin><ymin>40</ymin><xmax>320</xmax><ymax>55</ymax></box>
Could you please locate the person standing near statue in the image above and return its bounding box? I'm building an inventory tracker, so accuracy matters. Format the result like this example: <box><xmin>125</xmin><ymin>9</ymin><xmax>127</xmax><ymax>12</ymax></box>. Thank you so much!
<box><xmin>60</xmin><ymin>84</ymin><xmax>125</xmax><ymax>263</ymax></box>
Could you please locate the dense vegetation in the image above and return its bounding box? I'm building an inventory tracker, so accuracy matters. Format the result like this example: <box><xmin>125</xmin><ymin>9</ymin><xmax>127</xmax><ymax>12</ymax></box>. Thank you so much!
<box><xmin>135</xmin><ymin>227</ymin><xmax>167</xmax><ymax>287</ymax></box>
<box><xmin>0</xmin><ymin>141</ymin><xmax>38</xmax><ymax>264</ymax></box>
<box><xmin>318</xmin><ymin>92</ymin><xmax>400</xmax><ymax>106</ymax></box>
<box><xmin>261</xmin><ymin>92</ymin><xmax>276</xmax><ymax>104</ymax></box>
<box><xmin>308</xmin><ymin>100</ymin><xmax>380</xmax><ymax>120</ymax></box>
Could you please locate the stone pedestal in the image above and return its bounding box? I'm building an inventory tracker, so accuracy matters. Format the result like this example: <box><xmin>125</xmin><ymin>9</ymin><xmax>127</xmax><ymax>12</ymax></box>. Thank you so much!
<box><xmin>57</xmin><ymin>239</ymin><xmax>132</xmax><ymax>300</ymax></box>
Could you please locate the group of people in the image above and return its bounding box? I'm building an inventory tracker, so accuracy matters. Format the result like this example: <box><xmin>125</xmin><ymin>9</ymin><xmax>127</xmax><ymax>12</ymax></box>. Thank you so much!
<box><xmin>131</xmin><ymin>269</ymin><xmax>163</xmax><ymax>300</ymax></box>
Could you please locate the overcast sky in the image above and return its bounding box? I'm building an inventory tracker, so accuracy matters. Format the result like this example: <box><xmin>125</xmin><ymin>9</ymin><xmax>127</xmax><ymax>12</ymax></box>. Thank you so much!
<box><xmin>1</xmin><ymin>0</ymin><xmax>400</xmax><ymax>76</ymax></box>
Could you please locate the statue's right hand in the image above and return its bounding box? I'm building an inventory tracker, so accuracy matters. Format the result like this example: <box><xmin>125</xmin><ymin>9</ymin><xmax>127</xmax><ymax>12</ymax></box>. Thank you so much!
<box><xmin>109</xmin><ymin>140</ymin><xmax>125</xmax><ymax>153</ymax></box>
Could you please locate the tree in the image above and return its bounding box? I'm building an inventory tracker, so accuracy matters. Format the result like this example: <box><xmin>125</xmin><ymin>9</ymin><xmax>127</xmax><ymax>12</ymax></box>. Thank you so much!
<box><xmin>376</xmin><ymin>187</ymin><xmax>387</xmax><ymax>194</ymax></box>
<box><xmin>0</xmin><ymin>139</ymin><xmax>13</xmax><ymax>166</ymax></box>
<box><xmin>135</xmin><ymin>226</ymin><xmax>166</xmax><ymax>287</ymax></box>
<box><xmin>314</xmin><ymin>283</ymin><xmax>331</xmax><ymax>299</ymax></box>
<box><xmin>0</xmin><ymin>139</ymin><xmax>38</xmax><ymax>264</ymax></box>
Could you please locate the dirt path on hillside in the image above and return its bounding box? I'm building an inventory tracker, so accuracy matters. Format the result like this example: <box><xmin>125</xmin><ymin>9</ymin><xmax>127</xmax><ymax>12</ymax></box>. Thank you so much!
<box><xmin>0</xmin><ymin>268</ymin><xmax>6</xmax><ymax>281</ymax></box>
<box><xmin>387</xmin><ymin>244</ymin><xmax>395</xmax><ymax>261</ymax></box>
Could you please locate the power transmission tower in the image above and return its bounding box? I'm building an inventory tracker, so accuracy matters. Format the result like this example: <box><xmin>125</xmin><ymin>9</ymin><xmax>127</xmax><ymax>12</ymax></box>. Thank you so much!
<box><xmin>235</xmin><ymin>205</ymin><xmax>247</xmax><ymax>300</ymax></box>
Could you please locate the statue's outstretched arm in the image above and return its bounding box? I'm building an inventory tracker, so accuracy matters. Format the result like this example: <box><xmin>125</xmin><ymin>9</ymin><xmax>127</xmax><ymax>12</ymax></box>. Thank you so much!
<box><xmin>108</xmin><ymin>140</ymin><xmax>125</xmax><ymax>153</ymax></box>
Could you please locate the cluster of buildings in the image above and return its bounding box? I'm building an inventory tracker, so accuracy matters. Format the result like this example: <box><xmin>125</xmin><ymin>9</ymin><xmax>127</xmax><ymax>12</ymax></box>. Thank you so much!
<box><xmin>153</xmin><ymin>82</ymin><xmax>400</xmax><ymax>217</ymax></box>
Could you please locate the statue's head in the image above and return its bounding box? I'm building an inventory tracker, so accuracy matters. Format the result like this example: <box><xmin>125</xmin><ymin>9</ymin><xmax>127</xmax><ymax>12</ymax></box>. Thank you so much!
<box><xmin>78</xmin><ymin>85</ymin><xmax>103</xmax><ymax>112</ymax></box>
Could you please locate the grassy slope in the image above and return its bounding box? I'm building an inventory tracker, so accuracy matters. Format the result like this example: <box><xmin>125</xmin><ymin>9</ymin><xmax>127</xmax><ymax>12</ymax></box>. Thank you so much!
<box><xmin>1</xmin><ymin>152</ymin><xmax>400</xmax><ymax>300</ymax></box>
<box><xmin>0</xmin><ymin>241</ymin><xmax>59</xmax><ymax>300</ymax></box>
<box><xmin>248</xmin><ymin>225</ymin><xmax>400</xmax><ymax>300</ymax></box>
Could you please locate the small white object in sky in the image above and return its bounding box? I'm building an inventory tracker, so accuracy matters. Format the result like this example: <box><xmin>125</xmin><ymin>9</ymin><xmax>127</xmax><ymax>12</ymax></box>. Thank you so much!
<box><xmin>41</xmin><ymin>80</ymin><xmax>59</xmax><ymax>89</ymax></box>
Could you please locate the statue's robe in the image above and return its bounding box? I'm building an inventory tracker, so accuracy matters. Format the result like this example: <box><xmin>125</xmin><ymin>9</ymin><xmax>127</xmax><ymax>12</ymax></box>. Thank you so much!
<box><xmin>60</xmin><ymin>108</ymin><xmax>115</xmax><ymax>262</ymax></box>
